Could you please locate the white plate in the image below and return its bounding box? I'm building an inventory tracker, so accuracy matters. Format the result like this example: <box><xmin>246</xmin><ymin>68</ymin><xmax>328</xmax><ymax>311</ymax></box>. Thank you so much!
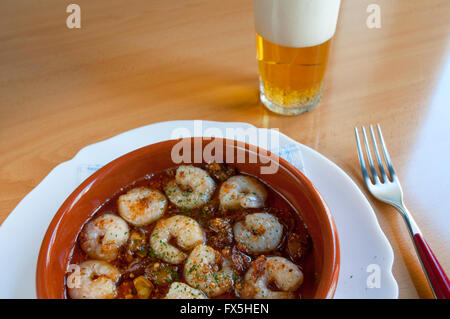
<box><xmin>0</xmin><ymin>121</ymin><xmax>398</xmax><ymax>298</ymax></box>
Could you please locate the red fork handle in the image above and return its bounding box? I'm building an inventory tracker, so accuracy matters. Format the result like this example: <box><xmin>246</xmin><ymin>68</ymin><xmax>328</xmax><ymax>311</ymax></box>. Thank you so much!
<box><xmin>413</xmin><ymin>234</ymin><xmax>450</xmax><ymax>299</ymax></box>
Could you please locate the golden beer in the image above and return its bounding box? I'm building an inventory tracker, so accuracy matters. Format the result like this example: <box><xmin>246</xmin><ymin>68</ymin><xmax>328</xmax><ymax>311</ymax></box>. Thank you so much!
<box><xmin>257</xmin><ymin>34</ymin><xmax>331</xmax><ymax>115</ymax></box>
<box><xmin>254</xmin><ymin>0</ymin><xmax>341</xmax><ymax>115</ymax></box>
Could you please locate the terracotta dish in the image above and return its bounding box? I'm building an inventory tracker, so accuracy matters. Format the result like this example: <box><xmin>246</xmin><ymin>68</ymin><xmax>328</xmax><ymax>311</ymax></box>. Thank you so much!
<box><xmin>36</xmin><ymin>138</ymin><xmax>339</xmax><ymax>298</ymax></box>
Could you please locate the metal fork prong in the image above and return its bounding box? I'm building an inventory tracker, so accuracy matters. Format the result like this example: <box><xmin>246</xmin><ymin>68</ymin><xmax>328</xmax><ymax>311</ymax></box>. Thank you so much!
<box><xmin>354</xmin><ymin>127</ymin><xmax>371</xmax><ymax>184</ymax></box>
<box><xmin>361</xmin><ymin>126</ymin><xmax>379</xmax><ymax>183</ymax></box>
<box><xmin>369</xmin><ymin>124</ymin><xmax>388</xmax><ymax>183</ymax></box>
<box><xmin>376</xmin><ymin>124</ymin><xmax>396</xmax><ymax>179</ymax></box>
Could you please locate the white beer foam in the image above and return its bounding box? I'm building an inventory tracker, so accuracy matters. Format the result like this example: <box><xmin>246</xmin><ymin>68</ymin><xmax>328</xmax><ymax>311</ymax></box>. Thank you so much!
<box><xmin>254</xmin><ymin>0</ymin><xmax>341</xmax><ymax>48</ymax></box>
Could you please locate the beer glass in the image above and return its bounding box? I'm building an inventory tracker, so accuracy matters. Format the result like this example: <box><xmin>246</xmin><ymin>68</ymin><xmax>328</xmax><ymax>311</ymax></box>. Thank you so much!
<box><xmin>254</xmin><ymin>0</ymin><xmax>341</xmax><ymax>115</ymax></box>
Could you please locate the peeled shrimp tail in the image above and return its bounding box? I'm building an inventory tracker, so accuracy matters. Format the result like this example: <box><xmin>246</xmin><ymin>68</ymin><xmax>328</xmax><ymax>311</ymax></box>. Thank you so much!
<box><xmin>184</xmin><ymin>244</ymin><xmax>234</xmax><ymax>297</ymax></box>
<box><xmin>150</xmin><ymin>215</ymin><xmax>205</xmax><ymax>264</ymax></box>
<box><xmin>165</xmin><ymin>165</ymin><xmax>215</xmax><ymax>209</ymax></box>
<box><xmin>79</xmin><ymin>214</ymin><xmax>129</xmax><ymax>261</ymax></box>
<box><xmin>219</xmin><ymin>175</ymin><xmax>267</xmax><ymax>210</ymax></box>
<box><xmin>68</xmin><ymin>260</ymin><xmax>121</xmax><ymax>299</ymax></box>
<box><xmin>241</xmin><ymin>256</ymin><xmax>303</xmax><ymax>299</ymax></box>
<box><xmin>233</xmin><ymin>213</ymin><xmax>283</xmax><ymax>253</ymax></box>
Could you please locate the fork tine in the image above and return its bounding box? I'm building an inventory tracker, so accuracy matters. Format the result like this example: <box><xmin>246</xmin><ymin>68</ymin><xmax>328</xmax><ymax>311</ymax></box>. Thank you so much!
<box><xmin>369</xmin><ymin>124</ymin><xmax>388</xmax><ymax>182</ymax></box>
<box><xmin>376</xmin><ymin>124</ymin><xmax>396</xmax><ymax>179</ymax></box>
<box><xmin>361</xmin><ymin>126</ymin><xmax>379</xmax><ymax>183</ymax></box>
<box><xmin>354</xmin><ymin>127</ymin><xmax>371</xmax><ymax>185</ymax></box>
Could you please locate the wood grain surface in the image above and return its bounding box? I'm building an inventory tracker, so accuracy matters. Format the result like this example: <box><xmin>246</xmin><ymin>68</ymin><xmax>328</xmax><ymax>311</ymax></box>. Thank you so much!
<box><xmin>1</xmin><ymin>0</ymin><xmax>449</xmax><ymax>298</ymax></box>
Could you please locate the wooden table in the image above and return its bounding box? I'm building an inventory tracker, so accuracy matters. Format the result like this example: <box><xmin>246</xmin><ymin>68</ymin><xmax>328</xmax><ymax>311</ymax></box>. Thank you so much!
<box><xmin>1</xmin><ymin>0</ymin><xmax>449</xmax><ymax>299</ymax></box>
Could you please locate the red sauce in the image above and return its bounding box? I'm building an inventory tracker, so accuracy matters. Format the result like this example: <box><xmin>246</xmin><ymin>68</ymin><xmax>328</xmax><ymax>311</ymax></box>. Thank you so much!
<box><xmin>66</xmin><ymin>164</ymin><xmax>315</xmax><ymax>299</ymax></box>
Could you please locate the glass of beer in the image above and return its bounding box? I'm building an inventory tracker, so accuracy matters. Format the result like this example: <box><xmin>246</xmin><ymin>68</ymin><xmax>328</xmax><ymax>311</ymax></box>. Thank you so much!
<box><xmin>254</xmin><ymin>0</ymin><xmax>341</xmax><ymax>115</ymax></box>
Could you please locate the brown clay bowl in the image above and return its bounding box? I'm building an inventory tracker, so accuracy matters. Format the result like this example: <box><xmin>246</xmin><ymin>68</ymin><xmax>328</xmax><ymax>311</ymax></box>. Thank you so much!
<box><xmin>36</xmin><ymin>137</ymin><xmax>339</xmax><ymax>298</ymax></box>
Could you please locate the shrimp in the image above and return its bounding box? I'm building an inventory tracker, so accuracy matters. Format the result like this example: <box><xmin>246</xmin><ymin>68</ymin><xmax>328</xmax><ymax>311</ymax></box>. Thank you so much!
<box><xmin>219</xmin><ymin>175</ymin><xmax>267</xmax><ymax>209</ymax></box>
<box><xmin>233</xmin><ymin>213</ymin><xmax>282</xmax><ymax>253</ymax></box>
<box><xmin>67</xmin><ymin>260</ymin><xmax>121</xmax><ymax>299</ymax></box>
<box><xmin>118</xmin><ymin>187</ymin><xmax>167</xmax><ymax>226</ymax></box>
<box><xmin>241</xmin><ymin>256</ymin><xmax>303</xmax><ymax>299</ymax></box>
<box><xmin>164</xmin><ymin>165</ymin><xmax>215</xmax><ymax>209</ymax></box>
<box><xmin>80</xmin><ymin>213</ymin><xmax>129</xmax><ymax>261</ymax></box>
<box><xmin>150</xmin><ymin>215</ymin><xmax>205</xmax><ymax>264</ymax></box>
<box><xmin>184</xmin><ymin>244</ymin><xmax>234</xmax><ymax>297</ymax></box>
<box><xmin>165</xmin><ymin>282</ymin><xmax>207</xmax><ymax>299</ymax></box>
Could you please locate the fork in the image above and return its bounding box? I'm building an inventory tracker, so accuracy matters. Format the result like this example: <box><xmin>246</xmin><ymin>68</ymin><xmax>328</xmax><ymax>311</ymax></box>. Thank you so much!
<box><xmin>354</xmin><ymin>124</ymin><xmax>450</xmax><ymax>299</ymax></box>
